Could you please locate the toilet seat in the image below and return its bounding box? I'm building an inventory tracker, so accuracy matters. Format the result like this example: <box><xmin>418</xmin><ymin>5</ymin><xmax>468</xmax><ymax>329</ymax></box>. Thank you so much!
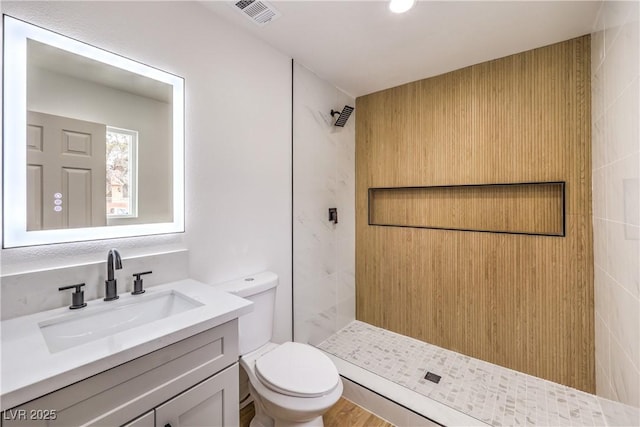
<box><xmin>255</xmin><ymin>342</ymin><xmax>340</xmax><ymax>398</ymax></box>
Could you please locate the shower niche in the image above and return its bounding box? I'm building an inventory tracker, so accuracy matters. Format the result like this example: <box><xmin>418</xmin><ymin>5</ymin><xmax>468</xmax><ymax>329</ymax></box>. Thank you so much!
<box><xmin>368</xmin><ymin>181</ymin><xmax>565</xmax><ymax>237</ymax></box>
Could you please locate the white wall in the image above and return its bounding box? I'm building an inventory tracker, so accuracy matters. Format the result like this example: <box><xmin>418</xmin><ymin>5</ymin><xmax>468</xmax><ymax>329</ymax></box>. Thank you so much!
<box><xmin>1</xmin><ymin>1</ymin><xmax>293</xmax><ymax>342</ymax></box>
<box><xmin>292</xmin><ymin>62</ymin><xmax>355</xmax><ymax>345</ymax></box>
<box><xmin>592</xmin><ymin>0</ymin><xmax>640</xmax><ymax>408</ymax></box>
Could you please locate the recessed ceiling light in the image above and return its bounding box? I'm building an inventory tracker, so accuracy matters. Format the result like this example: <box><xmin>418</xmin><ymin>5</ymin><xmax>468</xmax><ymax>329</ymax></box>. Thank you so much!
<box><xmin>389</xmin><ymin>0</ymin><xmax>416</xmax><ymax>14</ymax></box>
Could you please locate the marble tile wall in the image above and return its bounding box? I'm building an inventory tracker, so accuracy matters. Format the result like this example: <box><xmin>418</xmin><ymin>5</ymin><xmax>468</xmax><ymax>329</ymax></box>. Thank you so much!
<box><xmin>292</xmin><ymin>62</ymin><xmax>356</xmax><ymax>345</ymax></box>
<box><xmin>0</xmin><ymin>250</ymin><xmax>189</xmax><ymax>320</ymax></box>
<box><xmin>320</xmin><ymin>321</ymin><xmax>640</xmax><ymax>427</ymax></box>
<box><xmin>591</xmin><ymin>0</ymin><xmax>640</xmax><ymax>408</ymax></box>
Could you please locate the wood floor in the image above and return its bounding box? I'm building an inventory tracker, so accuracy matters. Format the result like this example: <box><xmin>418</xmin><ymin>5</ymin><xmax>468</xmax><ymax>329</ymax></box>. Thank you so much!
<box><xmin>324</xmin><ymin>397</ymin><xmax>395</xmax><ymax>427</ymax></box>
<box><xmin>240</xmin><ymin>397</ymin><xmax>394</xmax><ymax>427</ymax></box>
<box><xmin>239</xmin><ymin>400</ymin><xmax>256</xmax><ymax>427</ymax></box>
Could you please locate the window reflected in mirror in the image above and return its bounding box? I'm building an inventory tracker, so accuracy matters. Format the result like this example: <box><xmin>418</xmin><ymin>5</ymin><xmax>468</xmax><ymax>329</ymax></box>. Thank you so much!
<box><xmin>106</xmin><ymin>127</ymin><xmax>138</xmax><ymax>219</ymax></box>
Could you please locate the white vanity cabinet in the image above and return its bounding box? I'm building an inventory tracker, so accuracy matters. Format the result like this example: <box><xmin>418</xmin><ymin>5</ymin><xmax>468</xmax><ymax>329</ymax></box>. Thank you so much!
<box><xmin>155</xmin><ymin>364</ymin><xmax>238</xmax><ymax>427</ymax></box>
<box><xmin>122</xmin><ymin>365</ymin><xmax>239</xmax><ymax>427</ymax></box>
<box><xmin>2</xmin><ymin>320</ymin><xmax>240</xmax><ymax>427</ymax></box>
<box><xmin>123</xmin><ymin>411</ymin><xmax>155</xmax><ymax>427</ymax></box>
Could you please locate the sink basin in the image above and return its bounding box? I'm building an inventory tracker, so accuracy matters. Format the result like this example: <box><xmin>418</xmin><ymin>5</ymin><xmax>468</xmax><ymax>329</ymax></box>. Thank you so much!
<box><xmin>39</xmin><ymin>290</ymin><xmax>203</xmax><ymax>353</ymax></box>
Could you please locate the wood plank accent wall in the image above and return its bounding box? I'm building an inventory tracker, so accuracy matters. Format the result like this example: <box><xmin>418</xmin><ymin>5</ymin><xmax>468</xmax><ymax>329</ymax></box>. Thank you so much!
<box><xmin>369</xmin><ymin>182</ymin><xmax>565</xmax><ymax>236</ymax></box>
<box><xmin>355</xmin><ymin>36</ymin><xmax>594</xmax><ymax>392</ymax></box>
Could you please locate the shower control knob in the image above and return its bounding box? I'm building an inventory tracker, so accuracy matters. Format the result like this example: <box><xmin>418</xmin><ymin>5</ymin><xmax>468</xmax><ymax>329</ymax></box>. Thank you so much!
<box><xmin>329</xmin><ymin>207</ymin><xmax>338</xmax><ymax>224</ymax></box>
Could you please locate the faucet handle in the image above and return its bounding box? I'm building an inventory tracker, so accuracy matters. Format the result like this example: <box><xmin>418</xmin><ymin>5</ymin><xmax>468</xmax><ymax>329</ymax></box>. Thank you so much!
<box><xmin>58</xmin><ymin>283</ymin><xmax>87</xmax><ymax>309</ymax></box>
<box><xmin>132</xmin><ymin>271</ymin><xmax>152</xmax><ymax>295</ymax></box>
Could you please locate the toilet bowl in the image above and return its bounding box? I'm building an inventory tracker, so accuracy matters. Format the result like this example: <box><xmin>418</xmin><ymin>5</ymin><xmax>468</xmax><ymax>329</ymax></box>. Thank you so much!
<box><xmin>241</xmin><ymin>342</ymin><xmax>343</xmax><ymax>427</ymax></box>
<box><xmin>215</xmin><ymin>272</ymin><xmax>342</xmax><ymax>427</ymax></box>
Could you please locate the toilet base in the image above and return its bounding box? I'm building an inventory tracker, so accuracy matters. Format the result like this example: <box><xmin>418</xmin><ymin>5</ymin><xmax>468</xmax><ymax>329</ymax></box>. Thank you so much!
<box><xmin>248</xmin><ymin>382</ymin><xmax>325</xmax><ymax>427</ymax></box>
<box><xmin>240</xmin><ymin>343</ymin><xmax>342</xmax><ymax>427</ymax></box>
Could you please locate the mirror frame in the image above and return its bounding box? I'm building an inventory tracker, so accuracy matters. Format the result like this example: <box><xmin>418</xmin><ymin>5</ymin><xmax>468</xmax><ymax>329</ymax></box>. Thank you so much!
<box><xmin>2</xmin><ymin>15</ymin><xmax>185</xmax><ymax>248</ymax></box>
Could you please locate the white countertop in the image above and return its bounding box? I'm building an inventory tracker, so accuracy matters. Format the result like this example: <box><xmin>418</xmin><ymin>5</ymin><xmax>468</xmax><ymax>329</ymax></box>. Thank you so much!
<box><xmin>0</xmin><ymin>279</ymin><xmax>252</xmax><ymax>411</ymax></box>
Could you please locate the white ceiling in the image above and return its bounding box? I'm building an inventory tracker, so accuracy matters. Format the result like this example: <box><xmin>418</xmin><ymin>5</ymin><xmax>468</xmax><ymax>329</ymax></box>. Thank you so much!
<box><xmin>202</xmin><ymin>0</ymin><xmax>601</xmax><ymax>98</ymax></box>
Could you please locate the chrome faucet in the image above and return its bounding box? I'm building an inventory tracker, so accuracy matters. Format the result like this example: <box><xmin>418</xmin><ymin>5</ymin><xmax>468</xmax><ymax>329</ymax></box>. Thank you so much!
<box><xmin>104</xmin><ymin>249</ymin><xmax>122</xmax><ymax>301</ymax></box>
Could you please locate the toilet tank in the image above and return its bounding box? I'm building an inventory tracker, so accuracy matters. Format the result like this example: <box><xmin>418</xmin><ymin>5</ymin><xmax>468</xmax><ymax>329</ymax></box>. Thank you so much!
<box><xmin>214</xmin><ymin>271</ymin><xmax>278</xmax><ymax>355</ymax></box>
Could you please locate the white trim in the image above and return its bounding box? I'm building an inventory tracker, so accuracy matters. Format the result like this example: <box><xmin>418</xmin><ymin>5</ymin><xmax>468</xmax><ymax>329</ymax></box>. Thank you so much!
<box><xmin>340</xmin><ymin>377</ymin><xmax>436</xmax><ymax>427</ymax></box>
<box><xmin>106</xmin><ymin>126</ymin><xmax>139</xmax><ymax>219</ymax></box>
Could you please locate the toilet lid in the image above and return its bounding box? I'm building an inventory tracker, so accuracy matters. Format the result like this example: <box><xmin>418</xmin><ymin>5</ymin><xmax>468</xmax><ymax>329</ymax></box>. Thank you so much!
<box><xmin>255</xmin><ymin>342</ymin><xmax>339</xmax><ymax>398</ymax></box>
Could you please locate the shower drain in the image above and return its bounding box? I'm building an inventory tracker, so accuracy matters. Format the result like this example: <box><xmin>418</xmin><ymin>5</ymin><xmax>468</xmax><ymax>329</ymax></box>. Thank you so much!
<box><xmin>424</xmin><ymin>371</ymin><xmax>442</xmax><ymax>384</ymax></box>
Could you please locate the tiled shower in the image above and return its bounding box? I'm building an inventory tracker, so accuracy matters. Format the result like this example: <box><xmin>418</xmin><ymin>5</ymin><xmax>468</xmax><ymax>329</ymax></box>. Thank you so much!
<box><xmin>591</xmin><ymin>0</ymin><xmax>640</xmax><ymax>408</ymax></box>
<box><xmin>292</xmin><ymin>62</ymin><xmax>356</xmax><ymax>345</ymax></box>
<box><xmin>292</xmin><ymin>1</ymin><xmax>639</xmax><ymax>422</ymax></box>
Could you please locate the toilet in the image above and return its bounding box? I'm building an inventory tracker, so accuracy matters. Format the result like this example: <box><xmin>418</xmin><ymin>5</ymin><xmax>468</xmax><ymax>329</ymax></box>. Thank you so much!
<box><xmin>216</xmin><ymin>272</ymin><xmax>343</xmax><ymax>427</ymax></box>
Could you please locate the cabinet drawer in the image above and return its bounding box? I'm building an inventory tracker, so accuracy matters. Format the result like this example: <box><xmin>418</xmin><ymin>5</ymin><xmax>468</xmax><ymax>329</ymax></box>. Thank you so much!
<box><xmin>3</xmin><ymin>320</ymin><xmax>238</xmax><ymax>427</ymax></box>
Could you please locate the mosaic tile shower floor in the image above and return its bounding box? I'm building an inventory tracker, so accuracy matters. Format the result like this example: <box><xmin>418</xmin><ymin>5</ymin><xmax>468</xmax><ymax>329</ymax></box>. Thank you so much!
<box><xmin>318</xmin><ymin>321</ymin><xmax>640</xmax><ymax>426</ymax></box>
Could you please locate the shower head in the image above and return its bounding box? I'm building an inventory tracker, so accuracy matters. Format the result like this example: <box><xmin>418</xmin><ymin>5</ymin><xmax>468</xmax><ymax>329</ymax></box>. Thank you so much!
<box><xmin>330</xmin><ymin>105</ymin><xmax>354</xmax><ymax>127</ymax></box>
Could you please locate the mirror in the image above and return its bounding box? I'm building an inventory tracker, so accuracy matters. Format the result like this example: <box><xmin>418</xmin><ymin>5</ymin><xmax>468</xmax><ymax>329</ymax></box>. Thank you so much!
<box><xmin>3</xmin><ymin>16</ymin><xmax>185</xmax><ymax>247</ymax></box>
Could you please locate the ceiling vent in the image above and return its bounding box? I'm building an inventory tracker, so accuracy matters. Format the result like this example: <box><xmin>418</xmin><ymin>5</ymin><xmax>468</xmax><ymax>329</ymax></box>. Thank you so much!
<box><xmin>232</xmin><ymin>0</ymin><xmax>282</xmax><ymax>26</ymax></box>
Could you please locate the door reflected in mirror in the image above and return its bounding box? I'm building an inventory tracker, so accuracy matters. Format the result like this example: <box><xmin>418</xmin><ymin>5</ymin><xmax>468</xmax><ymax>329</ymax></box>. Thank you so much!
<box><xmin>3</xmin><ymin>16</ymin><xmax>184</xmax><ymax>247</ymax></box>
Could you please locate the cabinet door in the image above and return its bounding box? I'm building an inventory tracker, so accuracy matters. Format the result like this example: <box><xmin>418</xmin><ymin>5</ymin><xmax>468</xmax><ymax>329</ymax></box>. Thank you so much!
<box><xmin>155</xmin><ymin>364</ymin><xmax>239</xmax><ymax>427</ymax></box>
<box><xmin>123</xmin><ymin>411</ymin><xmax>154</xmax><ymax>427</ymax></box>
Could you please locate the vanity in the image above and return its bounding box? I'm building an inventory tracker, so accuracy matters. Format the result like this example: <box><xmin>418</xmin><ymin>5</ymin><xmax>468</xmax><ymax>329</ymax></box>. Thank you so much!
<box><xmin>1</xmin><ymin>279</ymin><xmax>252</xmax><ymax>426</ymax></box>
